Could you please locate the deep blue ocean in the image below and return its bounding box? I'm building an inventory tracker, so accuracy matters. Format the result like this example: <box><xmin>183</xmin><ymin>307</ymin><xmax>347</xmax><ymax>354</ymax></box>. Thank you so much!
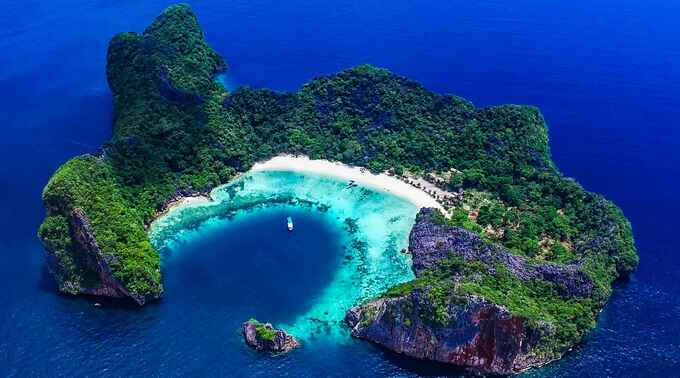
<box><xmin>1</xmin><ymin>0</ymin><xmax>679</xmax><ymax>376</ymax></box>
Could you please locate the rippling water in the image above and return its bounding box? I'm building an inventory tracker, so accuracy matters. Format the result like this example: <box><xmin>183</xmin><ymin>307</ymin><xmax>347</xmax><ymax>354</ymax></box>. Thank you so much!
<box><xmin>1</xmin><ymin>0</ymin><xmax>679</xmax><ymax>376</ymax></box>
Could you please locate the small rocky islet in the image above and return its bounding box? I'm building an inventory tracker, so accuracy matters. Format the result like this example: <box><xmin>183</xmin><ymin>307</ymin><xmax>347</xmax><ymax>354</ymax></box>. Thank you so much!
<box><xmin>37</xmin><ymin>4</ymin><xmax>638</xmax><ymax>375</ymax></box>
<box><xmin>242</xmin><ymin>319</ymin><xmax>300</xmax><ymax>353</ymax></box>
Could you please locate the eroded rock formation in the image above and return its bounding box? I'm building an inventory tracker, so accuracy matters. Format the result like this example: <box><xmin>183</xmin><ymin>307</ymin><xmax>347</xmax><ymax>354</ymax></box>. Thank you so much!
<box><xmin>346</xmin><ymin>208</ymin><xmax>618</xmax><ymax>375</ymax></box>
<box><xmin>242</xmin><ymin>319</ymin><xmax>300</xmax><ymax>353</ymax></box>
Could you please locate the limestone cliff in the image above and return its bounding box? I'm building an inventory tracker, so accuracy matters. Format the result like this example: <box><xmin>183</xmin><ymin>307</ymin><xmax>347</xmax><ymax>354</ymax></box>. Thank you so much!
<box><xmin>346</xmin><ymin>208</ymin><xmax>633</xmax><ymax>375</ymax></box>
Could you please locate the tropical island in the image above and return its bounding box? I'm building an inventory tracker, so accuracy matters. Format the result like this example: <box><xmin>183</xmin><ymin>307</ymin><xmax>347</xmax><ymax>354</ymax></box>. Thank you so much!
<box><xmin>38</xmin><ymin>4</ymin><xmax>638</xmax><ymax>375</ymax></box>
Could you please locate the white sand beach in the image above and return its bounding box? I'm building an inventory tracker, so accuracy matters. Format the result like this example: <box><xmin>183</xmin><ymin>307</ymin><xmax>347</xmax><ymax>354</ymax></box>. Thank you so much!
<box><xmin>251</xmin><ymin>155</ymin><xmax>447</xmax><ymax>214</ymax></box>
<box><xmin>155</xmin><ymin>155</ymin><xmax>449</xmax><ymax>224</ymax></box>
<box><xmin>149</xmin><ymin>154</ymin><xmax>434</xmax><ymax>339</ymax></box>
<box><xmin>151</xmin><ymin>195</ymin><xmax>213</xmax><ymax>224</ymax></box>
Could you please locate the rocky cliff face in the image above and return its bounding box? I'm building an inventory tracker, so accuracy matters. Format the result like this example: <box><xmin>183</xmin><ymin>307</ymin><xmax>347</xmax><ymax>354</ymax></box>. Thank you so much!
<box><xmin>242</xmin><ymin>320</ymin><xmax>300</xmax><ymax>353</ymax></box>
<box><xmin>40</xmin><ymin>207</ymin><xmax>159</xmax><ymax>305</ymax></box>
<box><xmin>407</xmin><ymin>210</ymin><xmax>595</xmax><ymax>299</ymax></box>
<box><xmin>69</xmin><ymin>208</ymin><xmax>158</xmax><ymax>305</ymax></box>
<box><xmin>38</xmin><ymin>152</ymin><xmax>164</xmax><ymax>304</ymax></box>
<box><xmin>346</xmin><ymin>296</ymin><xmax>542</xmax><ymax>375</ymax></box>
<box><xmin>37</xmin><ymin>3</ymin><xmax>220</xmax><ymax>305</ymax></box>
<box><xmin>346</xmin><ymin>208</ymin><xmax>609</xmax><ymax>375</ymax></box>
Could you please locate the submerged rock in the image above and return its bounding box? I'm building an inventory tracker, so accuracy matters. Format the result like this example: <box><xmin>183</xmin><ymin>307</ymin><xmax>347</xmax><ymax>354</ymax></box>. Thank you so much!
<box><xmin>242</xmin><ymin>319</ymin><xmax>300</xmax><ymax>353</ymax></box>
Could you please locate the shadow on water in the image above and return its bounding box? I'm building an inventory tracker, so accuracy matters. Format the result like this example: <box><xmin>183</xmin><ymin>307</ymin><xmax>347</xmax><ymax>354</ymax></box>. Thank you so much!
<box><xmin>37</xmin><ymin>263</ymin><xmax>153</xmax><ymax>310</ymax></box>
<box><xmin>37</xmin><ymin>264</ymin><xmax>58</xmax><ymax>293</ymax></box>
<box><xmin>373</xmin><ymin>344</ymin><xmax>476</xmax><ymax>378</ymax></box>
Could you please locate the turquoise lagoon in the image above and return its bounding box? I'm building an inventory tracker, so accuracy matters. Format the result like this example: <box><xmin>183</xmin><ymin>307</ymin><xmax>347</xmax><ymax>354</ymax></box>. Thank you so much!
<box><xmin>149</xmin><ymin>169</ymin><xmax>419</xmax><ymax>343</ymax></box>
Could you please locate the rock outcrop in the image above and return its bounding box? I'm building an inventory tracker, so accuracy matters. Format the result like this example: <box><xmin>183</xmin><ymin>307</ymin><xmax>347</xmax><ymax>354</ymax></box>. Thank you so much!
<box><xmin>68</xmin><ymin>208</ymin><xmax>146</xmax><ymax>304</ymax></box>
<box><xmin>242</xmin><ymin>319</ymin><xmax>300</xmax><ymax>353</ymax></box>
<box><xmin>40</xmin><ymin>206</ymin><xmax>159</xmax><ymax>305</ymax></box>
<box><xmin>407</xmin><ymin>209</ymin><xmax>595</xmax><ymax>299</ymax></box>
<box><xmin>346</xmin><ymin>296</ymin><xmax>543</xmax><ymax>375</ymax></box>
<box><xmin>345</xmin><ymin>208</ymin><xmax>609</xmax><ymax>375</ymax></box>
<box><xmin>38</xmin><ymin>155</ymin><xmax>163</xmax><ymax>305</ymax></box>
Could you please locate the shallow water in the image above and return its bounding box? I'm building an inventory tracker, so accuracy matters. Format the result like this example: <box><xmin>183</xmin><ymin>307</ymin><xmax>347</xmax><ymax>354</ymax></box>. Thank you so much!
<box><xmin>1</xmin><ymin>172</ymin><xmax>433</xmax><ymax>377</ymax></box>
<box><xmin>150</xmin><ymin>170</ymin><xmax>417</xmax><ymax>342</ymax></box>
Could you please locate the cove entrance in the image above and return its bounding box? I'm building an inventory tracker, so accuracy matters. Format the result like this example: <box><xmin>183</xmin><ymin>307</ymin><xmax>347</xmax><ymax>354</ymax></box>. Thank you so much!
<box><xmin>149</xmin><ymin>170</ymin><xmax>419</xmax><ymax>341</ymax></box>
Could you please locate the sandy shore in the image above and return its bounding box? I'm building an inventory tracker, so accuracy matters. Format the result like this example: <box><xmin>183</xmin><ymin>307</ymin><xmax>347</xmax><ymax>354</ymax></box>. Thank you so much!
<box><xmin>153</xmin><ymin>155</ymin><xmax>449</xmax><ymax>227</ymax></box>
<box><xmin>251</xmin><ymin>155</ymin><xmax>447</xmax><ymax>214</ymax></box>
<box><xmin>150</xmin><ymin>195</ymin><xmax>213</xmax><ymax>227</ymax></box>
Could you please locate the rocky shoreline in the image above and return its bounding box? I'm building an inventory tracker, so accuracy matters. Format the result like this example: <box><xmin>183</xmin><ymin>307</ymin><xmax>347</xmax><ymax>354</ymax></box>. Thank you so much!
<box><xmin>345</xmin><ymin>207</ymin><xmax>623</xmax><ymax>375</ymax></box>
<box><xmin>242</xmin><ymin>319</ymin><xmax>300</xmax><ymax>353</ymax></box>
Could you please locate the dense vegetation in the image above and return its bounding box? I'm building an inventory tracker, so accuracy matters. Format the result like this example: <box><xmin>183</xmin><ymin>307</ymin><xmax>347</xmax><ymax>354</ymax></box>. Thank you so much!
<box><xmin>246</xmin><ymin>319</ymin><xmax>276</xmax><ymax>342</ymax></box>
<box><xmin>40</xmin><ymin>156</ymin><xmax>161</xmax><ymax>297</ymax></box>
<box><xmin>40</xmin><ymin>5</ymin><xmax>636</xmax><ymax>359</ymax></box>
<box><xmin>381</xmin><ymin>234</ymin><xmax>603</xmax><ymax>360</ymax></box>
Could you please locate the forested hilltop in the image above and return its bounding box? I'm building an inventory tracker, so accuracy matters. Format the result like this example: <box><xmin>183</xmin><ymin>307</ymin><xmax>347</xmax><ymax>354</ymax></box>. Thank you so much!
<box><xmin>38</xmin><ymin>4</ymin><xmax>637</xmax><ymax>373</ymax></box>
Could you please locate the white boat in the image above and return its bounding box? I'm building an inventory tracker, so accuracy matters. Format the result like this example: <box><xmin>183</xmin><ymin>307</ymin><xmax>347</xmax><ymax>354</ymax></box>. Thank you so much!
<box><xmin>287</xmin><ymin>216</ymin><xmax>294</xmax><ymax>231</ymax></box>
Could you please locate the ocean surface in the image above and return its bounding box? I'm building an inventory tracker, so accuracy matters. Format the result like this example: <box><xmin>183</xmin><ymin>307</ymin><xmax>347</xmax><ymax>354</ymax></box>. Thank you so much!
<box><xmin>1</xmin><ymin>0</ymin><xmax>679</xmax><ymax>376</ymax></box>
